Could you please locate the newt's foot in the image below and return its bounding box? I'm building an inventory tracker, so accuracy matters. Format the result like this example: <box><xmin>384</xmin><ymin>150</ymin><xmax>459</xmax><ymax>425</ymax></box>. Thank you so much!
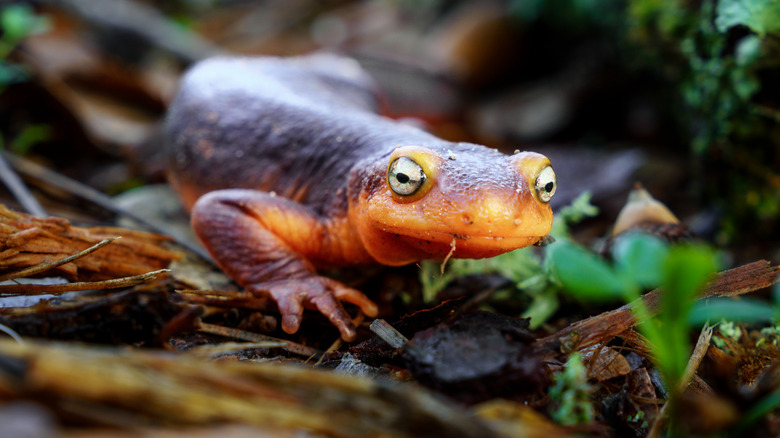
<box><xmin>251</xmin><ymin>276</ymin><xmax>378</xmax><ymax>342</ymax></box>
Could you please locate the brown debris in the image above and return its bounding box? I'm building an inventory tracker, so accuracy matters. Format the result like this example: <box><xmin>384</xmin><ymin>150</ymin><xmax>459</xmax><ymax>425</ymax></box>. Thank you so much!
<box><xmin>473</xmin><ymin>399</ymin><xmax>578</xmax><ymax>438</ymax></box>
<box><xmin>581</xmin><ymin>345</ymin><xmax>631</xmax><ymax>381</ymax></box>
<box><xmin>0</xmin><ymin>203</ymin><xmax>181</xmax><ymax>282</ymax></box>
<box><xmin>605</xmin><ymin>367</ymin><xmax>661</xmax><ymax>437</ymax></box>
<box><xmin>0</xmin><ymin>288</ymin><xmax>183</xmax><ymax>344</ymax></box>
<box><xmin>0</xmin><ymin>339</ymin><xmax>498</xmax><ymax>438</ymax></box>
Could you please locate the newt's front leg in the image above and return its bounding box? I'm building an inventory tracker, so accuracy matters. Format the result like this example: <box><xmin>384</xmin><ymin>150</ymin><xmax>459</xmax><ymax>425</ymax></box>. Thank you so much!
<box><xmin>191</xmin><ymin>189</ymin><xmax>378</xmax><ymax>341</ymax></box>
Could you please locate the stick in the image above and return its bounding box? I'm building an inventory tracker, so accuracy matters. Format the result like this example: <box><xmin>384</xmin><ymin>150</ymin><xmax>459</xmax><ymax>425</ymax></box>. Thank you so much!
<box><xmin>0</xmin><ymin>269</ymin><xmax>169</xmax><ymax>295</ymax></box>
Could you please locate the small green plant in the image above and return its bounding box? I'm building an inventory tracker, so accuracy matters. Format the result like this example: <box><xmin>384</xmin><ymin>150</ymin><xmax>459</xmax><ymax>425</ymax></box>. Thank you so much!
<box><xmin>548</xmin><ymin>352</ymin><xmax>594</xmax><ymax>425</ymax></box>
<box><xmin>549</xmin><ymin>233</ymin><xmax>780</xmax><ymax>432</ymax></box>
<box><xmin>625</xmin><ymin>0</ymin><xmax>780</xmax><ymax>242</ymax></box>
<box><xmin>0</xmin><ymin>4</ymin><xmax>50</xmax><ymax>90</ymax></box>
<box><xmin>627</xmin><ymin>410</ymin><xmax>649</xmax><ymax>428</ymax></box>
<box><xmin>549</xmin><ymin>233</ymin><xmax>719</xmax><ymax>398</ymax></box>
<box><xmin>712</xmin><ymin>319</ymin><xmax>742</xmax><ymax>351</ymax></box>
<box><xmin>0</xmin><ymin>5</ymin><xmax>51</xmax><ymax>154</ymax></box>
<box><xmin>756</xmin><ymin>324</ymin><xmax>780</xmax><ymax>347</ymax></box>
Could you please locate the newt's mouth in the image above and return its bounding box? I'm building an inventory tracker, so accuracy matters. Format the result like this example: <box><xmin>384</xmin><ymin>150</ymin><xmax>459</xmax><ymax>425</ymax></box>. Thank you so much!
<box><xmin>394</xmin><ymin>228</ymin><xmax>548</xmax><ymax>259</ymax></box>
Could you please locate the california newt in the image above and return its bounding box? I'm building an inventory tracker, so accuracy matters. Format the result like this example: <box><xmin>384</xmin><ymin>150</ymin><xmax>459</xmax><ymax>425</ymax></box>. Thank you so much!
<box><xmin>165</xmin><ymin>53</ymin><xmax>556</xmax><ymax>341</ymax></box>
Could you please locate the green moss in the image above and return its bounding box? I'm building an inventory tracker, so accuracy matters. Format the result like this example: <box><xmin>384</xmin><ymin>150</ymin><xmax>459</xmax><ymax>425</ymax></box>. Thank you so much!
<box><xmin>548</xmin><ymin>353</ymin><xmax>594</xmax><ymax>425</ymax></box>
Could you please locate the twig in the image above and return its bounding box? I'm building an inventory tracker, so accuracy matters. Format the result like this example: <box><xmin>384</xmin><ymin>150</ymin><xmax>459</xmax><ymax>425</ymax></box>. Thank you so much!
<box><xmin>646</xmin><ymin>323</ymin><xmax>714</xmax><ymax>438</ymax></box>
<box><xmin>680</xmin><ymin>323</ymin><xmax>714</xmax><ymax>392</ymax></box>
<box><xmin>313</xmin><ymin>313</ymin><xmax>366</xmax><ymax>365</ymax></box>
<box><xmin>174</xmin><ymin>289</ymin><xmax>272</xmax><ymax>310</ymax></box>
<box><xmin>0</xmin><ymin>151</ymin><xmax>47</xmax><ymax>217</ymax></box>
<box><xmin>0</xmin><ymin>269</ymin><xmax>169</xmax><ymax>295</ymax></box>
<box><xmin>197</xmin><ymin>322</ymin><xmax>322</xmax><ymax>359</ymax></box>
<box><xmin>1</xmin><ymin>151</ymin><xmax>213</xmax><ymax>262</ymax></box>
<box><xmin>0</xmin><ymin>323</ymin><xmax>24</xmax><ymax>344</ymax></box>
<box><xmin>0</xmin><ymin>237</ymin><xmax>119</xmax><ymax>282</ymax></box>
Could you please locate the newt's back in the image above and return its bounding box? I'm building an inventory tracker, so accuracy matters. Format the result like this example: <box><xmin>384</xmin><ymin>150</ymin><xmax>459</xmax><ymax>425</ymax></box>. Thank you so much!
<box><xmin>165</xmin><ymin>53</ymin><xmax>417</xmax><ymax>214</ymax></box>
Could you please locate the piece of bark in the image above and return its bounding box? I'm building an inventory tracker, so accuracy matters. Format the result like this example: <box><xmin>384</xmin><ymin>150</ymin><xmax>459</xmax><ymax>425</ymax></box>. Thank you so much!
<box><xmin>0</xmin><ymin>203</ymin><xmax>180</xmax><ymax>281</ymax></box>
<box><xmin>534</xmin><ymin>260</ymin><xmax>780</xmax><ymax>358</ymax></box>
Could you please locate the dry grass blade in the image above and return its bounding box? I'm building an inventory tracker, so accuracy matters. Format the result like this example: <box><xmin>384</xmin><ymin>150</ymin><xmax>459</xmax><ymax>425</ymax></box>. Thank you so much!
<box><xmin>197</xmin><ymin>323</ymin><xmax>321</xmax><ymax>359</ymax></box>
<box><xmin>680</xmin><ymin>323</ymin><xmax>714</xmax><ymax>393</ymax></box>
<box><xmin>185</xmin><ymin>342</ymin><xmax>289</xmax><ymax>359</ymax></box>
<box><xmin>0</xmin><ymin>237</ymin><xmax>119</xmax><ymax>282</ymax></box>
<box><xmin>646</xmin><ymin>324</ymin><xmax>714</xmax><ymax>437</ymax></box>
<box><xmin>0</xmin><ymin>152</ymin><xmax>47</xmax><ymax>218</ymax></box>
<box><xmin>0</xmin><ymin>323</ymin><xmax>24</xmax><ymax>344</ymax></box>
<box><xmin>0</xmin><ymin>269</ymin><xmax>170</xmax><ymax>295</ymax></box>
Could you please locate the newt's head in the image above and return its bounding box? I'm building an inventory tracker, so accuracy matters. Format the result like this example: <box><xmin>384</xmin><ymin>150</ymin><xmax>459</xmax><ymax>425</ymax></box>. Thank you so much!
<box><xmin>350</xmin><ymin>144</ymin><xmax>556</xmax><ymax>265</ymax></box>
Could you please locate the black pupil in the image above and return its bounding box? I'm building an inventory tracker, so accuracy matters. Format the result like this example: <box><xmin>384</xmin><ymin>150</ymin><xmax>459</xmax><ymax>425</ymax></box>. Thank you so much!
<box><xmin>396</xmin><ymin>173</ymin><xmax>410</xmax><ymax>184</ymax></box>
<box><xmin>545</xmin><ymin>182</ymin><xmax>554</xmax><ymax>192</ymax></box>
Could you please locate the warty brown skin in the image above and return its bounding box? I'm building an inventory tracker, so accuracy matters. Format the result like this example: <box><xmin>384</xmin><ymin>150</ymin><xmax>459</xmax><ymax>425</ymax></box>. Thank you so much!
<box><xmin>165</xmin><ymin>54</ymin><xmax>555</xmax><ymax>341</ymax></box>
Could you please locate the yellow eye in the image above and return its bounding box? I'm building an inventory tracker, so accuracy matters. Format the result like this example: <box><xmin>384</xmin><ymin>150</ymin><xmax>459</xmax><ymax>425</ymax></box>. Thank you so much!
<box><xmin>388</xmin><ymin>157</ymin><xmax>426</xmax><ymax>196</ymax></box>
<box><xmin>535</xmin><ymin>166</ymin><xmax>556</xmax><ymax>203</ymax></box>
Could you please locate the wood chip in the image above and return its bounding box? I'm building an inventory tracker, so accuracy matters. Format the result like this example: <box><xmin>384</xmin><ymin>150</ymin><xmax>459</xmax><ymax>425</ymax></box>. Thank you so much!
<box><xmin>0</xmin><ymin>203</ymin><xmax>180</xmax><ymax>282</ymax></box>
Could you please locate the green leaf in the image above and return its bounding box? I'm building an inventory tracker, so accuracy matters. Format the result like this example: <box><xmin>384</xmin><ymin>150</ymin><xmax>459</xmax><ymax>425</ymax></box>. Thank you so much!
<box><xmin>0</xmin><ymin>61</ymin><xmax>27</xmax><ymax>85</ymax></box>
<box><xmin>652</xmin><ymin>245</ymin><xmax>718</xmax><ymax>386</ymax></box>
<box><xmin>661</xmin><ymin>245</ymin><xmax>718</xmax><ymax>322</ymax></box>
<box><xmin>689</xmin><ymin>298</ymin><xmax>777</xmax><ymax>325</ymax></box>
<box><xmin>9</xmin><ymin>123</ymin><xmax>50</xmax><ymax>155</ymax></box>
<box><xmin>1</xmin><ymin>5</ymin><xmax>50</xmax><ymax>43</ymax></box>
<box><xmin>551</xmin><ymin>191</ymin><xmax>599</xmax><ymax>238</ymax></box>
<box><xmin>549</xmin><ymin>240</ymin><xmax>632</xmax><ymax>302</ymax></box>
<box><xmin>736</xmin><ymin>35</ymin><xmax>762</xmax><ymax>66</ymax></box>
<box><xmin>612</xmin><ymin>233</ymin><xmax>668</xmax><ymax>289</ymax></box>
<box><xmin>738</xmin><ymin>389</ymin><xmax>780</xmax><ymax>432</ymax></box>
<box><xmin>715</xmin><ymin>0</ymin><xmax>780</xmax><ymax>35</ymax></box>
<box><xmin>521</xmin><ymin>286</ymin><xmax>559</xmax><ymax>328</ymax></box>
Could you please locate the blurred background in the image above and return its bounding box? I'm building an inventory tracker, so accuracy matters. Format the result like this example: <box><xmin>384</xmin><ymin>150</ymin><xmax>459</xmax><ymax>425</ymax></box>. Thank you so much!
<box><xmin>0</xmin><ymin>0</ymin><xmax>778</xmax><ymax>263</ymax></box>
